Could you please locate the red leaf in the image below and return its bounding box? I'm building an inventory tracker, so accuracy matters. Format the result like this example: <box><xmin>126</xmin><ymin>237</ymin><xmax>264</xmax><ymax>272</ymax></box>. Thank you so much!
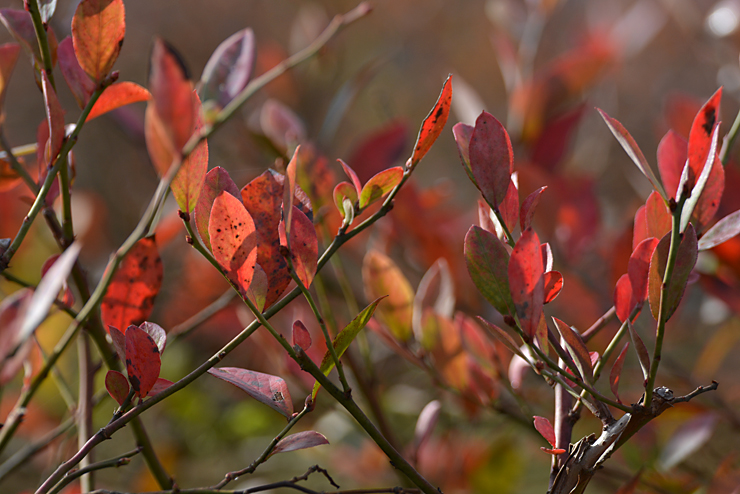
<box><xmin>71</xmin><ymin>0</ymin><xmax>125</xmax><ymax>82</ymax></box>
<box><xmin>627</xmin><ymin>320</ymin><xmax>650</xmax><ymax>382</ymax></box>
<box><xmin>139</xmin><ymin>321</ymin><xmax>166</xmax><ymax>355</ymax></box>
<box><xmin>464</xmin><ymin>226</ymin><xmax>514</xmax><ymax>317</ymax></box>
<box><xmin>633</xmin><ymin>205</ymin><xmax>648</xmax><ymax>250</ymax></box>
<box><xmin>105</xmin><ymin>370</ymin><xmax>130</xmax><ymax>405</ymax></box>
<box><xmin>543</xmin><ymin>271</ymin><xmax>563</xmax><ymax>304</ymax></box>
<box><xmin>359</xmin><ymin>167</ymin><xmax>404</xmax><ymax>209</ymax></box>
<box><xmin>508</xmin><ymin>228</ymin><xmax>544</xmax><ymax>337</ymax></box>
<box><xmin>208</xmin><ymin>367</ymin><xmax>293</xmax><ymax>418</ymax></box>
<box><xmin>614</xmin><ymin>274</ymin><xmax>634</xmax><ymax>323</ymax></box>
<box><xmin>292</xmin><ymin>320</ymin><xmax>312</xmax><ymax>350</ymax></box>
<box><xmin>499</xmin><ymin>177</ymin><xmax>519</xmax><ymax>235</ymax></box>
<box><xmin>469</xmin><ymin>111</ymin><xmax>513</xmax><ymax>208</ymax></box>
<box><xmin>338</xmin><ymin>158</ymin><xmax>362</xmax><ymax>196</ymax></box>
<box><xmin>533</xmin><ymin>416</ymin><xmax>557</xmax><ymax>448</ymax></box>
<box><xmin>410</xmin><ymin>74</ymin><xmax>452</xmax><ymax>168</ymax></box>
<box><xmin>148</xmin><ymin>38</ymin><xmax>195</xmax><ymax>152</ymax></box>
<box><xmin>194</xmin><ymin>166</ymin><xmax>240</xmax><ymax>251</ymax></box>
<box><xmin>628</xmin><ymin>237</ymin><xmax>660</xmax><ymax>307</ymax></box>
<box><xmin>199</xmin><ymin>28</ymin><xmax>255</xmax><ymax>109</ymax></box>
<box><xmin>647</xmin><ymin>224</ymin><xmax>698</xmax><ymax>322</ymax></box>
<box><xmin>610</xmin><ymin>342</ymin><xmax>629</xmax><ymax>404</ymax></box>
<box><xmin>477</xmin><ymin>200</ymin><xmax>497</xmax><ymax>234</ymax></box>
<box><xmin>687</xmin><ymin>88</ymin><xmax>722</xmax><ymax>190</ymax></box>
<box><xmin>541</xmin><ymin>447</ymin><xmax>568</xmax><ymax>455</ymax></box>
<box><xmin>270</xmin><ymin>431</ymin><xmax>329</xmax><ymax>456</ymax></box>
<box><xmin>283</xmin><ymin>147</ymin><xmax>299</xmax><ymax>239</ymax></box>
<box><xmin>58</xmin><ymin>37</ymin><xmax>95</xmax><ymax>108</ymax></box>
<box><xmin>125</xmin><ymin>325</ymin><xmax>161</xmax><ymax>399</ymax></box>
<box><xmin>520</xmin><ymin>186</ymin><xmax>547</xmax><ymax>232</ymax></box>
<box><xmin>452</xmin><ymin>122</ymin><xmax>475</xmax><ymax>184</ymax></box>
<box><xmin>0</xmin><ymin>9</ymin><xmax>55</xmax><ymax>65</ymax></box>
<box><xmin>245</xmin><ymin>264</ymin><xmax>268</xmax><ymax>312</ymax></box>
<box><xmin>101</xmin><ymin>237</ymin><xmax>163</xmax><ymax>331</ymax></box>
<box><xmin>108</xmin><ymin>325</ymin><xmax>126</xmax><ymax>363</ymax></box>
<box><xmin>645</xmin><ymin>191</ymin><xmax>671</xmax><ymax>241</ymax></box>
<box><xmin>279</xmin><ymin>206</ymin><xmax>318</xmax><ymax>288</ymax></box>
<box><xmin>698</xmin><ymin>209</ymin><xmax>740</xmax><ymax>250</ymax></box>
<box><xmin>553</xmin><ymin>317</ymin><xmax>593</xmax><ymax>383</ymax></box>
<box><xmin>147</xmin><ymin>378</ymin><xmax>173</xmax><ymax>397</ymax></box>
<box><xmin>169</xmin><ymin>91</ymin><xmax>208</xmax><ymax>213</ymax></box>
<box><xmin>0</xmin><ymin>42</ymin><xmax>20</xmax><ymax>110</ymax></box>
<box><xmin>657</xmin><ymin>130</ymin><xmax>687</xmax><ymax>200</ymax></box>
<box><xmin>209</xmin><ymin>191</ymin><xmax>258</xmax><ymax>296</ymax></box>
<box><xmin>41</xmin><ymin>71</ymin><xmax>65</xmax><ymax>166</ymax></box>
<box><xmin>86</xmin><ymin>81</ymin><xmax>151</xmax><ymax>121</ymax></box>
<box><xmin>692</xmin><ymin>155</ymin><xmax>724</xmax><ymax>231</ymax></box>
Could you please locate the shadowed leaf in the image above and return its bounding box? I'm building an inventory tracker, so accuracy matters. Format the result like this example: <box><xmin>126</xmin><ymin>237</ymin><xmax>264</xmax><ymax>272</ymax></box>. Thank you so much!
<box><xmin>125</xmin><ymin>325</ymin><xmax>161</xmax><ymax>399</ymax></box>
<box><xmin>147</xmin><ymin>378</ymin><xmax>173</xmax><ymax>397</ymax></box>
<box><xmin>0</xmin><ymin>42</ymin><xmax>19</xmax><ymax>112</ymax></box>
<box><xmin>101</xmin><ymin>237</ymin><xmax>163</xmax><ymax>330</ymax></box>
<box><xmin>628</xmin><ymin>237</ymin><xmax>660</xmax><ymax>306</ymax></box>
<box><xmin>658</xmin><ymin>413</ymin><xmax>718</xmax><ymax>471</ymax></box>
<box><xmin>499</xmin><ymin>177</ymin><xmax>519</xmax><ymax>234</ymax></box>
<box><xmin>469</xmin><ymin>111</ymin><xmax>513</xmax><ymax>208</ymax></box>
<box><xmin>645</xmin><ymin>192</ymin><xmax>671</xmax><ymax>241</ymax></box>
<box><xmin>648</xmin><ymin>225</ymin><xmax>698</xmax><ymax>321</ymax></box>
<box><xmin>508</xmin><ymin>228</ymin><xmax>544</xmax><ymax>337</ymax></box>
<box><xmin>270</xmin><ymin>431</ymin><xmax>329</xmax><ymax>456</ymax></box>
<box><xmin>58</xmin><ymin>37</ymin><xmax>95</xmax><ymax>108</ymax></box>
<box><xmin>627</xmin><ymin>320</ymin><xmax>650</xmax><ymax>382</ymax></box>
<box><xmin>476</xmin><ymin>317</ymin><xmax>525</xmax><ymax>359</ymax></box>
<box><xmin>338</xmin><ymin>158</ymin><xmax>362</xmax><ymax>196</ymax></box>
<box><xmin>71</xmin><ymin>0</ymin><xmax>125</xmax><ymax>82</ymax></box>
<box><xmin>279</xmin><ymin>206</ymin><xmax>318</xmax><ymax>288</ymax></box>
<box><xmin>553</xmin><ymin>317</ymin><xmax>592</xmax><ymax>383</ymax></box>
<box><xmin>194</xmin><ymin>166</ymin><xmax>240</xmax><ymax>251</ymax></box>
<box><xmin>199</xmin><ymin>28</ymin><xmax>254</xmax><ymax>108</ymax></box>
<box><xmin>0</xmin><ymin>9</ymin><xmax>57</xmax><ymax>65</ymax></box>
<box><xmin>359</xmin><ymin>166</ymin><xmax>403</xmax><ymax>209</ymax></box>
<box><xmin>283</xmin><ymin>147</ymin><xmax>299</xmax><ymax>240</ymax></box>
<box><xmin>333</xmin><ymin>181</ymin><xmax>357</xmax><ymax>219</ymax></box>
<box><xmin>139</xmin><ymin>321</ymin><xmax>166</xmax><ymax>355</ymax></box>
<box><xmin>464</xmin><ymin>226</ymin><xmax>513</xmax><ymax>316</ymax></box>
<box><xmin>610</xmin><ymin>342</ymin><xmax>629</xmax><ymax>404</ymax></box>
<box><xmin>208</xmin><ymin>367</ymin><xmax>293</xmax><ymax>418</ymax></box>
<box><xmin>292</xmin><ymin>320</ymin><xmax>312</xmax><ymax>350</ymax></box>
<box><xmin>410</xmin><ymin>74</ymin><xmax>452</xmax><ymax>168</ymax></box>
<box><xmin>105</xmin><ymin>370</ymin><xmax>129</xmax><ymax>405</ymax></box>
<box><xmin>362</xmin><ymin>250</ymin><xmax>414</xmax><ymax>342</ymax></box>
<box><xmin>108</xmin><ymin>325</ymin><xmax>126</xmax><ymax>363</ymax></box>
<box><xmin>681</xmin><ymin>124</ymin><xmax>720</xmax><ymax>233</ymax></box>
<box><xmin>41</xmin><ymin>71</ymin><xmax>65</xmax><ymax>165</ymax></box>
<box><xmin>452</xmin><ymin>122</ymin><xmax>475</xmax><ymax>184</ymax></box>
<box><xmin>86</xmin><ymin>81</ymin><xmax>150</xmax><ymax>121</ymax></box>
<box><xmin>245</xmin><ymin>264</ymin><xmax>268</xmax><ymax>312</ymax></box>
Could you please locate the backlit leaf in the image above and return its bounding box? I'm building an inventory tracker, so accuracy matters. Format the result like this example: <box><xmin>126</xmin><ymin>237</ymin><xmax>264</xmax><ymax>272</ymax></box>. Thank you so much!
<box><xmin>687</xmin><ymin>89</ymin><xmax>722</xmax><ymax>190</ymax></box>
<box><xmin>362</xmin><ymin>250</ymin><xmax>413</xmax><ymax>342</ymax></box>
<box><xmin>194</xmin><ymin>166</ymin><xmax>240</xmax><ymax>251</ymax></box>
<box><xmin>598</xmin><ymin>108</ymin><xmax>666</xmax><ymax>200</ymax></box>
<box><xmin>410</xmin><ymin>74</ymin><xmax>452</xmax><ymax>168</ymax></box>
<box><xmin>139</xmin><ymin>321</ymin><xmax>166</xmax><ymax>355</ymax></box>
<box><xmin>283</xmin><ymin>147</ymin><xmax>299</xmax><ymax>240</ymax></box>
<box><xmin>698</xmin><ymin>209</ymin><xmax>740</xmax><ymax>250</ymax></box>
<box><xmin>628</xmin><ymin>237</ymin><xmax>660</xmax><ymax>306</ymax></box>
<box><xmin>245</xmin><ymin>264</ymin><xmax>267</xmax><ymax>312</ymax></box>
<box><xmin>71</xmin><ymin>0</ymin><xmax>125</xmax><ymax>82</ymax></box>
<box><xmin>609</xmin><ymin>342</ymin><xmax>629</xmax><ymax>404</ymax></box>
<box><xmin>169</xmin><ymin>91</ymin><xmax>208</xmax><ymax>213</ymax></box>
<box><xmin>125</xmin><ymin>324</ymin><xmax>161</xmax><ymax>399</ymax></box>
<box><xmin>657</xmin><ymin>130</ymin><xmax>687</xmax><ymax>199</ymax></box>
<box><xmin>208</xmin><ymin>367</ymin><xmax>293</xmax><ymax>418</ymax></box>
<box><xmin>101</xmin><ymin>237</ymin><xmax>163</xmax><ymax>330</ymax></box>
<box><xmin>543</xmin><ymin>271</ymin><xmax>563</xmax><ymax>304</ymax></box>
<box><xmin>647</xmin><ymin>225</ymin><xmax>698</xmax><ymax>321</ymax></box>
<box><xmin>0</xmin><ymin>42</ymin><xmax>20</xmax><ymax>110</ymax></box>
<box><xmin>627</xmin><ymin>320</ymin><xmax>650</xmax><ymax>382</ymax></box>
<box><xmin>199</xmin><ymin>28</ymin><xmax>254</xmax><ymax>109</ymax></box>
<box><xmin>58</xmin><ymin>37</ymin><xmax>95</xmax><ymax>108</ymax></box>
<box><xmin>614</xmin><ymin>274</ymin><xmax>633</xmax><ymax>323</ymax></box>
<box><xmin>520</xmin><ymin>186</ymin><xmax>547</xmax><ymax>232</ymax></box>
<box><xmin>292</xmin><ymin>320</ymin><xmax>312</xmax><ymax>350</ymax></box>
<box><xmin>508</xmin><ymin>228</ymin><xmax>544</xmax><ymax>338</ymax></box>
<box><xmin>41</xmin><ymin>71</ymin><xmax>65</xmax><ymax>165</ymax></box>
<box><xmin>469</xmin><ymin>111</ymin><xmax>513</xmax><ymax>208</ymax></box>
<box><xmin>270</xmin><ymin>431</ymin><xmax>329</xmax><ymax>456</ymax></box>
<box><xmin>86</xmin><ymin>81</ymin><xmax>150</xmax><ymax>121</ymax></box>
<box><xmin>645</xmin><ymin>191</ymin><xmax>671</xmax><ymax>241</ymax></box>
<box><xmin>533</xmin><ymin>416</ymin><xmax>557</xmax><ymax>448</ymax></box>
<box><xmin>692</xmin><ymin>156</ymin><xmax>724</xmax><ymax>232</ymax></box>
<box><xmin>209</xmin><ymin>191</ymin><xmax>258</xmax><ymax>297</ymax></box>
<box><xmin>279</xmin><ymin>206</ymin><xmax>318</xmax><ymax>288</ymax></box>
<box><xmin>553</xmin><ymin>317</ymin><xmax>592</xmax><ymax>384</ymax></box>
<box><xmin>452</xmin><ymin>122</ymin><xmax>475</xmax><ymax>184</ymax></box>
<box><xmin>105</xmin><ymin>370</ymin><xmax>130</xmax><ymax>405</ymax></box>
<box><xmin>464</xmin><ymin>226</ymin><xmax>514</xmax><ymax>316</ymax></box>
<box><xmin>338</xmin><ymin>158</ymin><xmax>362</xmax><ymax>196</ymax></box>
<box><xmin>680</xmin><ymin>124</ymin><xmax>720</xmax><ymax>233</ymax></box>
<box><xmin>312</xmin><ymin>297</ymin><xmax>384</xmax><ymax>399</ymax></box>
<box><xmin>333</xmin><ymin>181</ymin><xmax>357</xmax><ymax>219</ymax></box>
<box><xmin>359</xmin><ymin>166</ymin><xmax>403</xmax><ymax>209</ymax></box>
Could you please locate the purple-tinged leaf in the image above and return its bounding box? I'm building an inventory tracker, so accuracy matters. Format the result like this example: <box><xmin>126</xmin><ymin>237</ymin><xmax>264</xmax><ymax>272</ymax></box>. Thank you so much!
<box><xmin>199</xmin><ymin>28</ymin><xmax>255</xmax><ymax>109</ymax></box>
<box><xmin>292</xmin><ymin>320</ymin><xmax>312</xmax><ymax>350</ymax></box>
<box><xmin>0</xmin><ymin>9</ymin><xmax>53</xmax><ymax>65</ymax></box>
<box><xmin>410</xmin><ymin>74</ymin><xmax>452</xmax><ymax>168</ymax></box>
<box><xmin>105</xmin><ymin>370</ymin><xmax>130</xmax><ymax>406</ymax></box>
<box><xmin>359</xmin><ymin>166</ymin><xmax>403</xmax><ymax>209</ymax></box>
<box><xmin>598</xmin><ymin>108</ymin><xmax>667</xmax><ymax>200</ymax></box>
<box><xmin>0</xmin><ymin>42</ymin><xmax>20</xmax><ymax>113</ymax></box>
<box><xmin>658</xmin><ymin>413</ymin><xmax>718</xmax><ymax>471</ymax></box>
<box><xmin>508</xmin><ymin>228</ymin><xmax>544</xmax><ymax>338</ymax></box>
<box><xmin>469</xmin><ymin>111</ymin><xmax>513</xmax><ymax>207</ymax></box>
<box><xmin>452</xmin><ymin>122</ymin><xmax>475</xmax><ymax>185</ymax></box>
<box><xmin>552</xmin><ymin>317</ymin><xmax>593</xmax><ymax>384</ymax></box>
<box><xmin>476</xmin><ymin>317</ymin><xmax>525</xmax><ymax>359</ymax></box>
<box><xmin>209</xmin><ymin>367</ymin><xmax>293</xmax><ymax>418</ymax></box>
<box><xmin>279</xmin><ymin>206</ymin><xmax>318</xmax><ymax>288</ymax></box>
<box><xmin>647</xmin><ymin>225</ymin><xmax>698</xmax><ymax>321</ymax></box>
<box><xmin>108</xmin><ymin>325</ymin><xmax>126</xmax><ymax>363</ymax></box>
<box><xmin>610</xmin><ymin>342</ymin><xmax>629</xmax><ymax>404</ymax></box>
<box><xmin>627</xmin><ymin>320</ymin><xmax>650</xmax><ymax>382</ymax></box>
<box><xmin>338</xmin><ymin>158</ymin><xmax>362</xmax><ymax>196</ymax></box>
<box><xmin>58</xmin><ymin>36</ymin><xmax>95</xmax><ymax>108</ymax></box>
<box><xmin>139</xmin><ymin>321</ymin><xmax>166</xmax><ymax>355</ymax></box>
<box><xmin>261</xmin><ymin>99</ymin><xmax>305</xmax><ymax>152</ymax></box>
<box><xmin>413</xmin><ymin>400</ymin><xmax>441</xmax><ymax>452</ymax></box>
<box><xmin>520</xmin><ymin>186</ymin><xmax>547</xmax><ymax>232</ymax></box>
<box><xmin>698</xmin><ymin>210</ymin><xmax>740</xmax><ymax>250</ymax></box>
<box><xmin>147</xmin><ymin>378</ymin><xmax>173</xmax><ymax>397</ymax></box>
<box><xmin>194</xmin><ymin>166</ymin><xmax>240</xmax><ymax>251</ymax></box>
<box><xmin>464</xmin><ymin>226</ymin><xmax>513</xmax><ymax>317</ymax></box>
<box><xmin>125</xmin><ymin>325</ymin><xmax>161</xmax><ymax>399</ymax></box>
<box><xmin>270</xmin><ymin>431</ymin><xmax>329</xmax><ymax>456</ymax></box>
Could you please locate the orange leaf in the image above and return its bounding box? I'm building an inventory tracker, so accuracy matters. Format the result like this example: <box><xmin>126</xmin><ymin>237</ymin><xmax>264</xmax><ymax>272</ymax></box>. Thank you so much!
<box><xmin>279</xmin><ymin>206</ymin><xmax>318</xmax><ymax>288</ymax></box>
<box><xmin>410</xmin><ymin>74</ymin><xmax>452</xmax><ymax>168</ymax></box>
<box><xmin>101</xmin><ymin>237</ymin><xmax>163</xmax><ymax>330</ymax></box>
<box><xmin>86</xmin><ymin>81</ymin><xmax>150</xmax><ymax>121</ymax></box>
<box><xmin>362</xmin><ymin>250</ymin><xmax>414</xmax><ymax>342</ymax></box>
<box><xmin>71</xmin><ymin>0</ymin><xmax>125</xmax><ymax>82</ymax></box>
<box><xmin>194</xmin><ymin>166</ymin><xmax>240</xmax><ymax>251</ymax></box>
<box><xmin>169</xmin><ymin>92</ymin><xmax>208</xmax><ymax>213</ymax></box>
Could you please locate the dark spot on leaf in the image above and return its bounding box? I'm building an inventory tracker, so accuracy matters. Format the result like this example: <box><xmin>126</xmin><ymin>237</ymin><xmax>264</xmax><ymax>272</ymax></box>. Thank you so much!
<box><xmin>702</xmin><ymin>108</ymin><xmax>716</xmax><ymax>135</ymax></box>
<box><xmin>129</xmin><ymin>374</ymin><xmax>141</xmax><ymax>392</ymax></box>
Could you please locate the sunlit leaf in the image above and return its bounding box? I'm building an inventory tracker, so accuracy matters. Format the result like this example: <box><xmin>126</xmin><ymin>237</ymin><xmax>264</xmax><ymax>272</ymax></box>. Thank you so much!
<box><xmin>469</xmin><ymin>111</ymin><xmax>513</xmax><ymax>208</ymax></box>
<box><xmin>86</xmin><ymin>81</ymin><xmax>151</xmax><ymax>121</ymax></box>
<box><xmin>194</xmin><ymin>166</ymin><xmax>240</xmax><ymax>251</ymax></box>
<box><xmin>645</xmin><ymin>191</ymin><xmax>671</xmax><ymax>241</ymax></box>
<box><xmin>101</xmin><ymin>237</ymin><xmax>163</xmax><ymax>330</ymax></box>
<box><xmin>333</xmin><ymin>181</ymin><xmax>357</xmax><ymax>219</ymax></box>
<box><xmin>543</xmin><ymin>271</ymin><xmax>563</xmax><ymax>304</ymax></box>
<box><xmin>71</xmin><ymin>0</ymin><xmax>125</xmax><ymax>82</ymax></box>
<box><xmin>105</xmin><ymin>370</ymin><xmax>130</xmax><ymax>406</ymax></box>
<box><xmin>279</xmin><ymin>206</ymin><xmax>318</xmax><ymax>288</ymax></box>
<box><xmin>533</xmin><ymin>416</ymin><xmax>557</xmax><ymax>448</ymax></box>
<box><xmin>464</xmin><ymin>226</ymin><xmax>514</xmax><ymax>317</ymax></box>
<box><xmin>647</xmin><ymin>225</ymin><xmax>698</xmax><ymax>321</ymax></box>
<box><xmin>520</xmin><ymin>186</ymin><xmax>547</xmax><ymax>232</ymax></box>
<box><xmin>169</xmin><ymin>91</ymin><xmax>208</xmax><ymax>214</ymax></box>
<box><xmin>657</xmin><ymin>129</ymin><xmax>687</xmax><ymax>200</ymax></box>
<box><xmin>139</xmin><ymin>321</ymin><xmax>166</xmax><ymax>355</ymax></box>
<box><xmin>680</xmin><ymin>124</ymin><xmax>720</xmax><ymax>233</ymax></box>
<box><xmin>359</xmin><ymin>166</ymin><xmax>403</xmax><ymax>209</ymax></box>
<box><xmin>409</xmin><ymin>74</ymin><xmax>452</xmax><ymax>168</ymax></box>
<box><xmin>687</xmin><ymin>89</ymin><xmax>722</xmax><ymax>190</ymax></box>
<box><xmin>553</xmin><ymin>317</ymin><xmax>592</xmax><ymax>383</ymax></box>
<box><xmin>614</xmin><ymin>274</ymin><xmax>633</xmax><ymax>323</ymax></box>
<box><xmin>283</xmin><ymin>147</ymin><xmax>299</xmax><ymax>240</ymax></box>
<box><xmin>209</xmin><ymin>191</ymin><xmax>258</xmax><ymax>296</ymax></box>
<box><xmin>199</xmin><ymin>28</ymin><xmax>254</xmax><ymax>109</ymax></box>
<box><xmin>628</xmin><ymin>237</ymin><xmax>660</xmax><ymax>307</ymax></box>
<box><xmin>698</xmin><ymin>209</ymin><xmax>740</xmax><ymax>250</ymax></box>
<box><xmin>270</xmin><ymin>431</ymin><xmax>329</xmax><ymax>456</ymax></box>
<box><xmin>508</xmin><ymin>228</ymin><xmax>544</xmax><ymax>338</ymax></box>
<box><xmin>125</xmin><ymin>324</ymin><xmax>161</xmax><ymax>399</ymax></box>
<box><xmin>609</xmin><ymin>342</ymin><xmax>629</xmax><ymax>404</ymax></box>
<box><xmin>209</xmin><ymin>367</ymin><xmax>293</xmax><ymax>418</ymax></box>
<box><xmin>362</xmin><ymin>250</ymin><xmax>413</xmax><ymax>342</ymax></box>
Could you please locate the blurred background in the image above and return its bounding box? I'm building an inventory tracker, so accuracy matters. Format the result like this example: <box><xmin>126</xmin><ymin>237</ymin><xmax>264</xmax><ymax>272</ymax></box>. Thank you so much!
<box><xmin>3</xmin><ymin>0</ymin><xmax>740</xmax><ymax>493</ymax></box>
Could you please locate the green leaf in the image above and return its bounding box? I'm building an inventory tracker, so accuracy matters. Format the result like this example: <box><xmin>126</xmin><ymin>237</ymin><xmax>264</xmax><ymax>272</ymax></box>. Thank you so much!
<box><xmin>359</xmin><ymin>166</ymin><xmax>403</xmax><ymax>209</ymax></box>
<box><xmin>647</xmin><ymin>224</ymin><xmax>698</xmax><ymax>322</ymax></box>
<box><xmin>464</xmin><ymin>225</ymin><xmax>514</xmax><ymax>317</ymax></box>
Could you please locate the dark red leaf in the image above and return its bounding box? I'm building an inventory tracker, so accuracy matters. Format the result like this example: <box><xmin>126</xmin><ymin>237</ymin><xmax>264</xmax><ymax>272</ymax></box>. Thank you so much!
<box><xmin>508</xmin><ymin>228</ymin><xmax>544</xmax><ymax>338</ymax></box>
<box><xmin>469</xmin><ymin>111</ymin><xmax>513</xmax><ymax>208</ymax></box>
<box><xmin>86</xmin><ymin>81</ymin><xmax>151</xmax><ymax>121</ymax></box>
<box><xmin>147</xmin><ymin>378</ymin><xmax>173</xmax><ymax>398</ymax></box>
<box><xmin>58</xmin><ymin>37</ymin><xmax>95</xmax><ymax>108</ymax></box>
<box><xmin>520</xmin><ymin>186</ymin><xmax>547</xmax><ymax>232</ymax></box>
<box><xmin>292</xmin><ymin>320</ymin><xmax>312</xmax><ymax>350</ymax></box>
<box><xmin>108</xmin><ymin>325</ymin><xmax>126</xmax><ymax>363</ymax></box>
<box><xmin>209</xmin><ymin>191</ymin><xmax>258</xmax><ymax>297</ymax></box>
<box><xmin>105</xmin><ymin>370</ymin><xmax>130</xmax><ymax>405</ymax></box>
<box><xmin>199</xmin><ymin>28</ymin><xmax>254</xmax><ymax>109</ymax></box>
<box><xmin>499</xmin><ymin>177</ymin><xmax>519</xmax><ymax>234</ymax></box>
<box><xmin>71</xmin><ymin>0</ymin><xmax>125</xmax><ymax>82</ymax></box>
<box><xmin>614</xmin><ymin>274</ymin><xmax>633</xmax><ymax>323</ymax></box>
<box><xmin>553</xmin><ymin>317</ymin><xmax>593</xmax><ymax>383</ymax></box>
<box><xmin>657</xmin><ymin>130</ymin><xmax>687</xmax><ymax>200</ymax></box>
<box><xmin>533</xmin><ymin>416</ymin><xmax>557</xmax><ymax>447</ymax></box>
<box><xmin>647</xmin><ymin>224</ymin><xmax>698</xmax><ymax>321</ymax></box>
<box><xmin>279</xmin><ymin>206</ymin><xmax>318</xmax><ymax>288</ymax></box>
<box><xmin>194</xmin><ymin>166</ymin><xmax>240</xmax><ymax>251</ymax></box>
<box><xmin>101</xmin><ymin>237</ymin><xmax>163</xmax><ymax>331</ymax></box>
<box><xmin>464</xmin><ymin>226</ymin><xmax>514</xmax><ymax>317</ymax></box>
<box><xmin>692</xmin><ymin>155</ymin><xmax>724</xmax><ymax>232</ymax></box>
<box><xmin>270</xmin><ymin>431</ymin><xmax>329</xmax><ymax>456</ymax></box>
<box><xmin>452</xmin><ymin>122</ymin><xmax>475</xmax><ymax>184</ymax></box>
<box><xmin>627</xmin><ymin>320</ymin><xmax>650</xmax><ymax>381</ymax></box>
<box><xmin>628</xmin><ymin>237</ymin><xmax>660</xmax><ymax>306</ymax></box>
<box><xmin>125</xmin><ymin>325</ymin><xmax>161</xmax><ymax>399</ymax></box>
<box><xmin>543</xmin><ymin>271</ymin><xmax>563</xmax><ymax>304</ymax></box>
<box><xmin>208</xmin><ymin>367</ymin><xmax>293</xmax><ymax>418</ymax></box>
<box><xmin>687</xmin><ymin>88</ymin><xmax>722</xmax><ymax>190</ymax></box>
<box><xmin>609</xmin><ymin>342</ymin><xmax>629</xmax><ymax>404</ymax></box>
<box><xmin>410</xmin><ymin>75</ymin><xmax>452</xmax><ymax>168</ymax></box>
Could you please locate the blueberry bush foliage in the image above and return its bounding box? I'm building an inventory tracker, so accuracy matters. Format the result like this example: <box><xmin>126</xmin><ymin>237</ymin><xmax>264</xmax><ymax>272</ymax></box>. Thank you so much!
<box><xmin>2</xmin><ymin>1</ymin><xmax>740</xmax><ymax>494</ymax></box>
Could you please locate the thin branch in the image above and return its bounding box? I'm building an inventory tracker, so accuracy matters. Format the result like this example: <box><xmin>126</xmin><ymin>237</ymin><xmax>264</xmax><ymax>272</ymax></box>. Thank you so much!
<box><xmin>672</xmin><ymin>381</ymin><xmax>719</xmax><ymax>404</ymax></box>
<box><xmin>167</xmin><ymin>289</ymin><xmax>236</xmax><ymax>344</ymax></box>
<box><xmin>0</xmin><ymin>132</ymin><xmax>38</xmax><ymax>192</ymax></box>
<box><xmin>581</xmin><ymin>306</ymin><xmax>616</xmax><ymax>343</ymax></box>
<box><xmin>48</xmin><ymin>448</ymin><xmax>142</xmax><ymax>494</ymax></box>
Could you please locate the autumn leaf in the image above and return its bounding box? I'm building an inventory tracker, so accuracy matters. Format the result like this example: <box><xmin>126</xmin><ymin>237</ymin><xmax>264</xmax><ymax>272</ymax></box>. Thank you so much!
<box><xmin>279</xmin><ymin>206</ymin><xmax>317</xmax><ymax>288</ymax></box>
<box><xmin>362</xmin><ymin>250</ymin><xmax>414</xmax><ymax>342</ymax></box>
<box><xmin>125</xmin><ymin>324</ymin><xmax>161</xmax><ymax>399</ymax></box>
<box><xmin>359</xmin><ymin>167</ymin><xmax>403</xmax><ymax>209</ymax></box>
<box><xmin>86</xmin><ymin>81</ymin><xmax>151</xmax><ymax>121</ymax></box>
<box><xmin>469</xmin><ymin>111</ymin><xmax>514</xmax><ymax>208</ymax></box>
<box><xmin>105</xmin><ymin>370</ymin><xmax>130</xmax><ymax>406</ymax></box>
<box><xmin>208</xmin><ymin>367</ymin><xmax>293</xmax><ymax>418</ymax></box>
<box><xmin>269</xmin><ymin>431</ymin><xmax>329</xmax><ymax>456</ymax></box>
<box><xmin>464</xmin><ymin>226</ymin><xmax>514</xmax><ymax>317</ymax></box>
<box><xmin>194</xmin><ymin>166</ymin><xmax>240</xmax><ymax>251</ymax></box>
<box><xmin>508</xmin><ymin>228</ymin><xmax>544</xmax><ymax>338</ymax></box>
<box><xmin>71</xmin><ymin>0</ymin><xmax>125</xmax><ymax>82</ymax></box>
<box><xmin>292</xmin><ymin>320</ymin><xmax>312</xmax><ymax>350</ymax></box>
<box><xmin>647</xmin><ymin>225</ymin><xmax>698</xmax><ymax>322</ymax></box>
<box><xmin>409</xmin><ymin>74</ymin><xmax>452</xmax><ymax>168</ymax></box>
<box><xmin>199</xmin><ymin>28</ymin><xmax>255</xmax><ymax>109</ymax></box>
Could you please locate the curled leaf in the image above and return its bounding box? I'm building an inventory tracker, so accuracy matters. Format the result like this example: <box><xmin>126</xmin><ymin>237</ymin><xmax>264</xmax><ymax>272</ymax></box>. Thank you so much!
<box><xmin>359</xmin><ymin>166</ymin><xmax>403</xmax><ymax>209</ymax></box>
<box><xmin>125</xmin><ymin>325</ymin><xmax>161</xmax><ymax>399</ymax></box>
<box><xmin>410</xmin><ymin>74</ymin><xmax>452</xmax><ymax>168</ymax></box>
<box><xmin>270</xmin><ymin>431</ymin><xmax>329</xmax><ymax>456</ymax></box>
<box><xmin>208</xmin><ymin>367</ymin><xmax>293</xmax><ymax>418</ymax></box>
